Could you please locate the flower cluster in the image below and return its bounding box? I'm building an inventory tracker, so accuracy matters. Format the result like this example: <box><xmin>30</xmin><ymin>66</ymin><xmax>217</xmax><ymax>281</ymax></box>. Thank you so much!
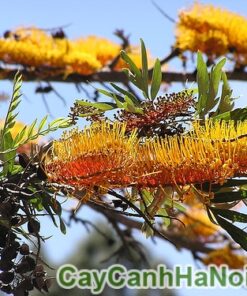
<box><xmin>45</xmin><ymin>120</ymin><xmax>247</xmax><ymax>190</ymax></box>
<box><xmin>116</xmin><ymin>91</ymin><xmax>194</xmax><ymax>136</ymax></box>
<box><xmin>45</xmin><ymin>122</ymin><xmax>138</xmax><ymax>188</ymax></box>
<box><xmin>136</xmin><ymin>120</ymin><xmax>247</xmax><ymax>187</ymax></box>
<box><xmin>176</xmin><ymin>3</ymin><xmax>247</xmax><ymax>63</ymax></box>
<box><xmin>0</xmin><ymin>27</ymin><xmax>143</xmax><ymax>76</ymax></box>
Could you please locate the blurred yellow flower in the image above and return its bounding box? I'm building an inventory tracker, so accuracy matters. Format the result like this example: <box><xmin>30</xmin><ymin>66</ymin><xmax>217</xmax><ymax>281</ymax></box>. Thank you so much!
<box><xmin>176</xmin><ymin>3</ymin><xmax>247</xmax><ymax>62</ymax></box>
<box><xmin>0</xmin><ymin>27</ymin><xmax>147</xmax><ymax>75</ymax></box>
<box><xmin>178</xmin><ymin>206</ymin><xmax>219</xmax><ymax>238</ymax></box>
<box><xmin>202</xmin><ymin>246</ymin><xmax>247</xmax><ymax>269</ymax></box>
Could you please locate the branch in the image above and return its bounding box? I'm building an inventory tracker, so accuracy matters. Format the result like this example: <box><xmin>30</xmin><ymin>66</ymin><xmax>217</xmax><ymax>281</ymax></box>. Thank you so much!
<box><xmin>88</xmin><ymin>201</ymin><xmax>213</xmax><ymax>254</ymax></box>
<box><xmin>2</xmin><ymin>67</ymin><xmax>247</xmax><ymax>83</ymax></box>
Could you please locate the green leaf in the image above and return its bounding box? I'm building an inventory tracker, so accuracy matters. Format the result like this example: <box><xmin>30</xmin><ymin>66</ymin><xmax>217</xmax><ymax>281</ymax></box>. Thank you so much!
<box><xmin>205</xmin><ymin>58</ymin><xmax>226</xmax><ymax>113</ymax></box>
<box><xmin>120</xmin><ymin>50</ymin><xmax>142</xmax><ymax>81</ymax></box>
<box><xmin>150</xmin><ymin>58</ymin><xmax>162</xmax><ymax>100</ymax></box>
<box><xmin>27</xmin><ymin>119</ymin><xmax>37</xmax><ymax>138</ymax></box>
<box><xmin>211</xmin><ymin>191</ymin><xmax>247</xmax><ymax>203</ymax></box>
<box><xmin>76</xmin><ymin>99</ymin><xmax>117</xmax><ymax>112</ymax></box>
<box><xmin>59</xmin><ymin>218</ymin><xmax>66</xmax><ymax>234</ymax></box>
<box><xmin>0</xmin><ymin>72</ymin><xmax>22</xmax><ymax>171</ymax></box>
<box><xmin>212</xmin><ymin>214</ymin><xmax>247</xmax><ymax>250</ymax></box>
<box><xmin>164</xmin><ymin>198</ymin><xmax>186</xmax><ymax>212</ymax></box>
<box><xmin>38</xmin><ymin>115</ymin><xmax>48</xmax><ymax>132</ymax></box>
<box><xmin>42</xmin><ymin>196</ymin><xmax>58</xmax><ymax>227</ymax></box>
<box><xmin>158</xmin><ymin>208</ymin><xmax>171</xmax><ymax>227</ymax></box>
<box><xmin>110</xmin><ymin>83</ymin><xmax>140</xmax><ymax>105</ymax></box>
<box><xmin>216</xmin><ymin>72</ymin><xmax>234</xmax><ymax>115</ymax></box>
<box><xmin>140</xmin><ymin>39</ymin><xmax>149</xmax><ymax>99</ymax></box>
<box><xmin>213</xmin><ymin>108</ymin><xmax>247</xmax><ymax>121</ymax></box>
<box><xmin>209</xmin><ymin>207</ymin><xmax>247</xmax><ymax>223</ymax></box>
<box><xmin>196</xmin><ymin>52</ymin><xmax>209</xmax><ymax>117</ymax></box>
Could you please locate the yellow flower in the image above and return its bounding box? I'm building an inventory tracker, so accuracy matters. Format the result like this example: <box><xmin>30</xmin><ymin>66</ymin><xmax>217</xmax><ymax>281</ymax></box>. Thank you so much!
<box><xmin>44</xmin><ymin>122</ymin><xmax>138</xmax><ymax>189</ymax></box>
<box><xmin>0</xmin><ymin>27</ymin><xmax>149</xmax><ymax>75</ymax></box>
<box><xmin>135</xmin><ymin>120</ymin><xmax>247</xmax><ymax>187</ymax></box>
<box><xmin>45</xmin><ymin>119</ymin><xmax>247</xmax><ymax>191</ymax></box>
<box><xmin>202</xmin><ymin>246</ymin><xmax>247</xmax><ymax>268</ymax></box>
<box><xmin>178</xmin><ymin>206</ymin><xmax>219</xmax><ymax>238</ymax></box>
<box><xmin>176</xmin><ymin>3</ymin><xmax>247</xmax><ymax>61</ymax></box>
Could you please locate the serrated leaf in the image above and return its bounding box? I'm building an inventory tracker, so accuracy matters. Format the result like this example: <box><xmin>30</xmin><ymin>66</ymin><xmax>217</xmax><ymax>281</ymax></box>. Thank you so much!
<box><xmin>150</xmin><ymin>59</ymin><xmax>162</xmax><ymax>100</ymax></box>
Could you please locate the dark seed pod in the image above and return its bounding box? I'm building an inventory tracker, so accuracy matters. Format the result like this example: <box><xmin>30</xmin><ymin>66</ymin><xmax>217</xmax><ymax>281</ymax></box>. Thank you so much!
<box><xmin>15</xmin><ymin>261</ymin><xmax>30</xmax><ymax>274</ymax></box>
<box><xmin>34</xmin><ymin>264</ymin><xmax>45</xmax><ymax>277</ymax></box>
<box><xmin>33</xmin><ymin>276</ymin><xmax>45</xmax><ymax>290</ymax></box>
<box><xmin>25</xmin><ymin>256</ymin><xmax>36</xmax><ymax>270</ymax></box>
<box><xmin>43</xmin><ymin>278</ymin><xmax>53</xmax><ymax>292</ymax></box>
<box><xmin>20</xmin><ymin>244</ymin><xmax>30</xmax><ymax>255</ymax></box>
<box><xmin>27</xmin><ymin>219</ymin><xmax>40</xmax><ymax>234</ymax></box>
<box><xmin>0</xmin><ymin>271</ymin><xmax>14</xmax><ymax>284</ymax></box>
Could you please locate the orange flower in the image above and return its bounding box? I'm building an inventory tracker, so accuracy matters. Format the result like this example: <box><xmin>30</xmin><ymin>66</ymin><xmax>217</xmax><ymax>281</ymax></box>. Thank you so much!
<box><xmin>45</xmin><ymin>122</ymin><xmax>138</xmax><ymax>189</ymax></box>
<box><xmin>45</xmin><ymin>120</ymin><xmax>247</xmax><ymax>190</ymax></box>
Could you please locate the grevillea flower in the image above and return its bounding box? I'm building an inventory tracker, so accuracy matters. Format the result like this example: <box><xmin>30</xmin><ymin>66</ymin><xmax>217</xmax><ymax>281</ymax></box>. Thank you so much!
<box><xmin>135</xmin><ymin>120</ymin><xmax>247</xmax><ymax>187</ymax></box>
<box><xmin>0</xmin><ymin>27</ymin><xmax>145</xmax><ymax>76</ymax></box>
<box><xmin>45</xmin><ymin>120</ymin><xmax>247</xmax><ymax>190</ymax></box>
<box><xmin>44</xmin><ymin>122</ymin><xmax>138</xmax><ymax>189</ymax></box>
<box><xmin>176</xmin><ymin>3</ymin><xmax>247</xmax><ymax>62</ymax></box>
<box><xmin>202</xmin><ymin>247</ymin><xmax>247</xmax><ymax>268</ymax></box>
<box><xmin>116</xmin><ymin>91</ymin><xmax>194</xmax><ymax>135</ymax></box>
<box><xmin>178</xmin><ymin>207</ymin><xmax>219</xmax><ymax>238</ymax></box>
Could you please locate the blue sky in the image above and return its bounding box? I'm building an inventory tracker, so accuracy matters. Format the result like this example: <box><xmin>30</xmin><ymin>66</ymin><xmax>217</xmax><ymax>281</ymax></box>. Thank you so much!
<box><xmin>1</xmin><ymin>1</ymin><xmax>247</xmax><ymax>295</ymax></box>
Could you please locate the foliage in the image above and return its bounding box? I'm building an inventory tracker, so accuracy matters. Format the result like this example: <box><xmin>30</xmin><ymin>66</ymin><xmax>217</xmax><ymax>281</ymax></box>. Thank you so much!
<box><xmin>0</xmin><ymin>73</ymin><xmax>71</xmax><ymax>295</ymax></box>
<box><xmin>1</xmin><ymin>33</ymin><xmax>247</xmax><ymax>295</ymax></box>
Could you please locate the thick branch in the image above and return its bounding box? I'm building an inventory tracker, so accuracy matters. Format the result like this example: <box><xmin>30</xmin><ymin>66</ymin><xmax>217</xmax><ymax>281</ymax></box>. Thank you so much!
<box><xmin>1</xmin><ymin>68</ymin><xmax>247</xmax><ymax>83</ymax></box>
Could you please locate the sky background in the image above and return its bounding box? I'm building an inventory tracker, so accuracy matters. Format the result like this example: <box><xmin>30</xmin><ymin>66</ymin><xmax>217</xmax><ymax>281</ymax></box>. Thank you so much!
<box><xmin>1</xmin><ymin>1</ymin><xmax>247</xmax><ymax>295</ymax></box>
